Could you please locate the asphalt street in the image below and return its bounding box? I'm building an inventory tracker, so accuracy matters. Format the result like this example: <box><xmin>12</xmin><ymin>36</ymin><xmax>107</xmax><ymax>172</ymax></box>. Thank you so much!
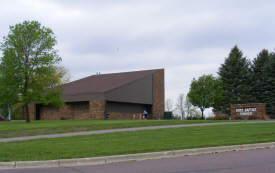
<box><xmin>1</xmin><ymin>148</ymin><xmax>275</xmax><ymax>173</ymax></box>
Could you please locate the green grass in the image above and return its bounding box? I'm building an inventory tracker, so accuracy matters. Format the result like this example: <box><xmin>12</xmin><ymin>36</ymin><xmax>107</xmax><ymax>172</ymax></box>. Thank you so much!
<box><xmin>0</xmin><ymin>122</ymin><xmax>274</xmax><ymax>162</ymax></box>
<box><xmin>0</xmin><ymin>119</ymin><xmax>241</xmax><ymax>138</ymax></box>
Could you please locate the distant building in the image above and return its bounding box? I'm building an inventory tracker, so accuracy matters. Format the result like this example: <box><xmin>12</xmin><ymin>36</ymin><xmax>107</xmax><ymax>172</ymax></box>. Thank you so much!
<box><xmin>25</xmin><ymin>69</ymin><xmax>164</xmax><ymax>120</ymax></box>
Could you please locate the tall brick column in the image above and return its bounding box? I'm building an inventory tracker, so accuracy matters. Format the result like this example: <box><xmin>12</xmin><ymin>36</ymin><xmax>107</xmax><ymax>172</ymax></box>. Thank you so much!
<box><xmin>152</xmin><ymin>69</ymin><xmax>164</xmax><ymax>119</ymax></box>
<box><xmin>89</xmin><ymin>100</ymin><xmax>106</xmax><ymax>119</ymax></box>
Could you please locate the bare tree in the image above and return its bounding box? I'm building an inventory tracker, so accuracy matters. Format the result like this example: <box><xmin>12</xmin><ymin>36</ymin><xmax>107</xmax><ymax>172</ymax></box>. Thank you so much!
<box><xmin>165</xmin><ymin>99</ymin><xmax>174</xmax><ymax>111</ymax></box>
<box><xmin>176</xmin><ymin>93</ymin><xmax>185</xmax><ymax>120</ymax></box>
<box><xmin>184</xmin><ymin>95</ymin><xmax>193</xmax><ymax>118</ymax></box>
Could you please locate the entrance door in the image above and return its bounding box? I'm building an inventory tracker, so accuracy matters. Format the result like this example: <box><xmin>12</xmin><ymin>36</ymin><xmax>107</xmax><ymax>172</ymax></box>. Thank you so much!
<box><xmin>36</xmin><ymin>104</ymin><xmax>41</xmax><ymax>120</ymax></box>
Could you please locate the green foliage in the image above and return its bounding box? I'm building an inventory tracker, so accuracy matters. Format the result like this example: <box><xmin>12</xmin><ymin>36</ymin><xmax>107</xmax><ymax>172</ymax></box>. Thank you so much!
<box><xmin>48</xmin><ymin>65</ymin><xmax>72</xmax><ymax>88</ymax></box>
<box><xmin>216</xmin><ymin>45</ymin><xmax>254</xmax><ymax>115</ymax></box>
<box><xmin>199</xmin><ymin>116</ymin><xmax>205</xmax><ymax>120</ymax></box>
<box><xmin>10</xmin><ymin>107</ymin><xmax>23</xmax><ymax>120</ymax></box>
<box><xmin>0</xmin><ymin>104</ymin><xmax>9</xmax><ymax>118</ymax></box>
<box><xmin>191</xmin><ymin>117</ymin><xmax>198</xmax><ymax>120</ymax></box>
<box><xmin>0</xmin><ymin>21</ymin><xmax>64</xmax><ymax>122</ymax></box>
<box><xmin>260</xmin><ymin>52</ymin><xmax>275</xmax><ymax>115</ymax></box>
<box><xmin>251</xmin><ymin>49</ymin><xmax>270</xmax><ymax>103</ymax></box>
<box><xmin>187</xmin><ymin>74</ymin><xmax>223</xmax><ymax>117</ymax></box>
<box><xmin>186</xmin><ymin>117</ymin><xmax>192</xmax><ymax>120</ymax></box>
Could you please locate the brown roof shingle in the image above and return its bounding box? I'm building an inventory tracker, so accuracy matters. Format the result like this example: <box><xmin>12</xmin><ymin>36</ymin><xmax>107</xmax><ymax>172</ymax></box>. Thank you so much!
<box><xmin>59</xmin><ymin>69</ymin><xmax>163</xmax><ymax>96</ymax></box>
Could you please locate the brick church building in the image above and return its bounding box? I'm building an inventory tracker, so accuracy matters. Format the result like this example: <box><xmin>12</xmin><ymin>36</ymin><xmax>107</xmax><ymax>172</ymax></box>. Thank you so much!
<box><xmin>26</xmin><ymin>69</ymin><xmax>164</xmax><ymax>120</ymax></box>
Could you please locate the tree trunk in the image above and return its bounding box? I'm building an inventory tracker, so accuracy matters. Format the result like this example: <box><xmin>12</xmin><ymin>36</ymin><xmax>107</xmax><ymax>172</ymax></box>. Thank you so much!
<box><xmin>25</xmin><ymin>104</ymin><xmax>30</xmax><ymax>123</ymax></box>
<box><xmin>200</xmin><ymin>106</ymin><xmax>205</xmax><ymax>118</ymax></box>
<box><xmin>201</xmin><ymin>110</ymin><xmax>204</xmax><ymax>117</ymax></box>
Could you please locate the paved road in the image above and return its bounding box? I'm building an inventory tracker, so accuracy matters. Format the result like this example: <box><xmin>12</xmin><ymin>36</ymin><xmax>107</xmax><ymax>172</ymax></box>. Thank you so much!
<box><xmin>1</xmin><ymin>121</ymin><xmax>274</xmax><ymax>142</ymax></box>
<box><xmin>1</xmin><ymin>148</ymin><xmax>274</xmax><ymax>173</ymax></box>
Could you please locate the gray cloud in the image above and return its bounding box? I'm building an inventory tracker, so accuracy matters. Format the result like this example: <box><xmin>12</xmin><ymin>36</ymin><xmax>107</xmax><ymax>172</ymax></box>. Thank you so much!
<box><xmin>1</xmin><ymin>0</ymin><xmax>275</xmax><ymax>115</ymax></box>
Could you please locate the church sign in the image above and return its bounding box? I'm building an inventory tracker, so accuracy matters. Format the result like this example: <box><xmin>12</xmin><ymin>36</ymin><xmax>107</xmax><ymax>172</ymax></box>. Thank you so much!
<box><xmin>235</xmin><ymin>108</ymin><xmax>256</xmax><ymax>115</ymax></box>
<box><xmin>231</xmin><ymin>103</ymin><xmax>267</xmax><ymax>119</ymax></box>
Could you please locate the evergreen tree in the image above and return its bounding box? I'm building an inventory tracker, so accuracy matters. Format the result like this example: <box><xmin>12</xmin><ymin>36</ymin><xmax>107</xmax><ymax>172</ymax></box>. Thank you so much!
<box><xmin>251</xmin><ymin>49</ymin><xmax>270</xmax><ymax>102</ymax></box>
<box><xmin>260</xmin><ymin>51</ymin><xmax>275</xmax><ymax>115</ymax></box>
<box><xmin>216</xmin><ymin>45</ymin><xmax>253</xmax><ymax>115</ymax></box>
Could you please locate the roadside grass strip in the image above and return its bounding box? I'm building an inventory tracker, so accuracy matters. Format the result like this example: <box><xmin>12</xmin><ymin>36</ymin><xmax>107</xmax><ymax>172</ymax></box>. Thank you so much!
<box><xmin>0</xmin><ymin>120</ymin><xmax>242</xmax><ymax>138</ymax></box>
<box><xmin>0</xmin><ymin>123</ymin><xmax>274</xmax><ymax>162</ymax></box>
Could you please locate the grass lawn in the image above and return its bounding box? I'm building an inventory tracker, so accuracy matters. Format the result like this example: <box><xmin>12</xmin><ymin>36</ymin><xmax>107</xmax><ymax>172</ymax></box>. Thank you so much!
<box><xmin>0</xmin><ymin>119</ymin><xmax>242</xmax><ymax>138</ymax></box>
<box><xmin>0</xmin><ymin>122</ymin><xmax>274</xmax><ymax>162</ymax></box>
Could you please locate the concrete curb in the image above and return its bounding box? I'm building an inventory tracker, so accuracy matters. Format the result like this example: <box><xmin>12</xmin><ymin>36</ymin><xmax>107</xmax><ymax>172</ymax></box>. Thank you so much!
<box><xmin>105</xmin><ymin>151</ymin><xmax>174</xmax><ymax>163</ymax></box>
<box><xmin>0</xmin><ymin>162</ymin><xmax>15</xmax><ymax>170</ymax></box>
<box><xmin>15</xmin><ymin>160</ymin><xmax>59</xmax><ymax>169</ymax></box>
<box><xmin>58</xmin><ymin>157</ymin><xmax>106</xmax><ymax>167</ymax></box>
<box><xmin>1</xmin><ymin>142</ymin><xmax>274</xmax><ymax>170</ymax></box>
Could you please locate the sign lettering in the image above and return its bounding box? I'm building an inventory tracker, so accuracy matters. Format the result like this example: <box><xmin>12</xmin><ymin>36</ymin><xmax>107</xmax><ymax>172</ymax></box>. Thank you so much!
<box><xmin>235</xmin><ymin>108</ymin><xmax>256</xmax><ymax>116</ymax></box>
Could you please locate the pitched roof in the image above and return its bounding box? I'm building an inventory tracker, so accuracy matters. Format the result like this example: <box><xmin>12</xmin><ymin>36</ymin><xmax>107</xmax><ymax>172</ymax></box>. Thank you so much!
<box><xmin>59</xmin><ymin>69</ymin><xmax>163</xmax><ymax>96</ymax></box>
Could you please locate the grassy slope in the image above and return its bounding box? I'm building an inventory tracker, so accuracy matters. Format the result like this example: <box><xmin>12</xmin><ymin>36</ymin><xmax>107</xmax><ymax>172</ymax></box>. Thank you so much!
<box><xmin>0</xmin><ymin>122</ymin><xmax>274</xmax><ymax>162</ymax></box>
<box><xmin>0</xmin><ymin>120</ymin><xmax>239</xmax><ymax>138</ymax></box>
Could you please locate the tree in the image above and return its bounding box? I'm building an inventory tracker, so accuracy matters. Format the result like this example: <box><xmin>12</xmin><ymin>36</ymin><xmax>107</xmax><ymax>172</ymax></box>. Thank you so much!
<box><xmin>251</xmin><ymin>49</ymin><xmax>270</xmax><ymax>103</ymax></box>
<box><xmin>187</xmin><ymin>74</ymin><xmax>223</xmax><ymax>117</ymax></box>
<box><xmin>260</xmin><ymin>51</ymin><xmax>275</xmax><ymax>115</ymax></box>
<box><xmin>48</xmin><ymin>65</ymin><xmax>72</xmax><ymax>88</ymax></box>
<box><xmin>165</xmin><ymin>99</ymin><xmax>174</xmax><ymax>111</ymax></box>
<box><xmin>184</xmin><ymin>95</ymin><xmax>193</xmax><ymax>118</ymax></box>
<box><xmin>0</xmin><ymin>20</ymin><xmax>64</xmax><ymax>123</ymax></box>
<box><xmin>216</xmin><ymin>45</ymin><xmax>254</xmax><ymax>115</ymax></box>
<box><xmin>176</xmin><ymin>93</ymin><xmax>185</xmax><ymax>119</ymax></box>
<box><xmin>189</xmin><ymin>108</ymin><xmax>201</xmax><ymax>118</ymax></box>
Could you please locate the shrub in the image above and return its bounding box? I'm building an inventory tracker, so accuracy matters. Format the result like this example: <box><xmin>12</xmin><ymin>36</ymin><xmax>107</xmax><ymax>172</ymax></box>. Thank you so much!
<box><xmin>186</xmin><ymin>117</ymin><xmax>192</xmax><ymax>120</ymax></box>
<box><xmin>206</xmin><ymin>116</ymin><xmax>215</xmax><ymax>120</ymax></box>
<box><xmin>247</xmin><ymin>115</ymin><xmax>257</xmax><ymax>120</ymax></box>
<box><xmin>192</xmin><ymin>117</ymin><xmax>198</xmax><ymax>120</ymax></box>
<box><xmin>214</xmin><ymin>115</ymin><xmax>222</xmax><ymax>120</ymax></box>
<box><xmin>221</xmin><ymin>115</ymin><xmax>229</xmax><ymax>120</ymax></box>
<box><xmin>199</xmin><ymin>116</ymin><xmax>205</xmax><ymax>120</ymax></box>
<box><xmin>232</xmin><ymin>115</ymin><xmax>243</xmax><ymax>120</ymax></box>
<box><xmin>11</xmin><ymin>108</ymin><xmax>23</xmax><ymax>120</ymax></box>
<box><xmin>268</xmin><ymin>115</ymin><xmax>275</xmax><ymax>119</ymax></box>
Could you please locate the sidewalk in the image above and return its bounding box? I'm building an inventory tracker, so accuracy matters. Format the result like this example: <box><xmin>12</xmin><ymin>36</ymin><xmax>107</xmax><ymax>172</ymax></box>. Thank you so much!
<box><xmin>0</xmin><ymin>121</ymin><xmax>273</xmax><ymax>143</ymax></box>
<box><xmin>0</xmin><ymin>121</ymin><xmax>275</xmax><ymax>170</ymax></box>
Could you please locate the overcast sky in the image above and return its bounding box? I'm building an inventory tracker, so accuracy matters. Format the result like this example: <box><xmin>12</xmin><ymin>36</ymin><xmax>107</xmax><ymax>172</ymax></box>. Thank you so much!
<box><xmin>1</xmin><ymin>0</ymin><xmax>275</xmax><ymax>116</ymax></box>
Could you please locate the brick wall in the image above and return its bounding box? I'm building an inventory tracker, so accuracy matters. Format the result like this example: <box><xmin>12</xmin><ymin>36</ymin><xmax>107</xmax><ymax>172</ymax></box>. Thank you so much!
<box><xmin>60</xmin><ymin>102</ymin><xmax>90</xmax><ymax>120</ymax></box>
<box><xmin>106</xmin><ymin>112</ymin><xmax>145</xmax><ymax>120</ymax></box>
<box><xmin>74</xmin><ymin>102</ymin><xmax>90</xmax><ymax>119</ymax></box>
<box><xmin>22</xmin><ymin>104</ymin><xmax>36</xmax><ymax>120</ymax></box>
<box><xmin>60</xmin><ymin>103</ymin><xmax>74</xmax><ymax>120</ymax></box>
<box><xmin>152</xmin><ymin>69</ymin><xmax>165</xmax><ymax>119</ymax></box>
<box><xmin>231</xmin><ymin>103</ymin><xmax>267</xmax><ymax>119</ymax></box>
<box><xmin>28</xmin><ymin>104</ymin><xmax>36</xmax><ymax>120</ymax></box>
<box><xmin>89</xmin><ymin>100</ymin><xmax>106</xmax><ymax>119</ymax></box>
<box><xmin>40</xmin><ymin>105</ymin><xmax>61</xmax><ymax>120</ymax></box>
